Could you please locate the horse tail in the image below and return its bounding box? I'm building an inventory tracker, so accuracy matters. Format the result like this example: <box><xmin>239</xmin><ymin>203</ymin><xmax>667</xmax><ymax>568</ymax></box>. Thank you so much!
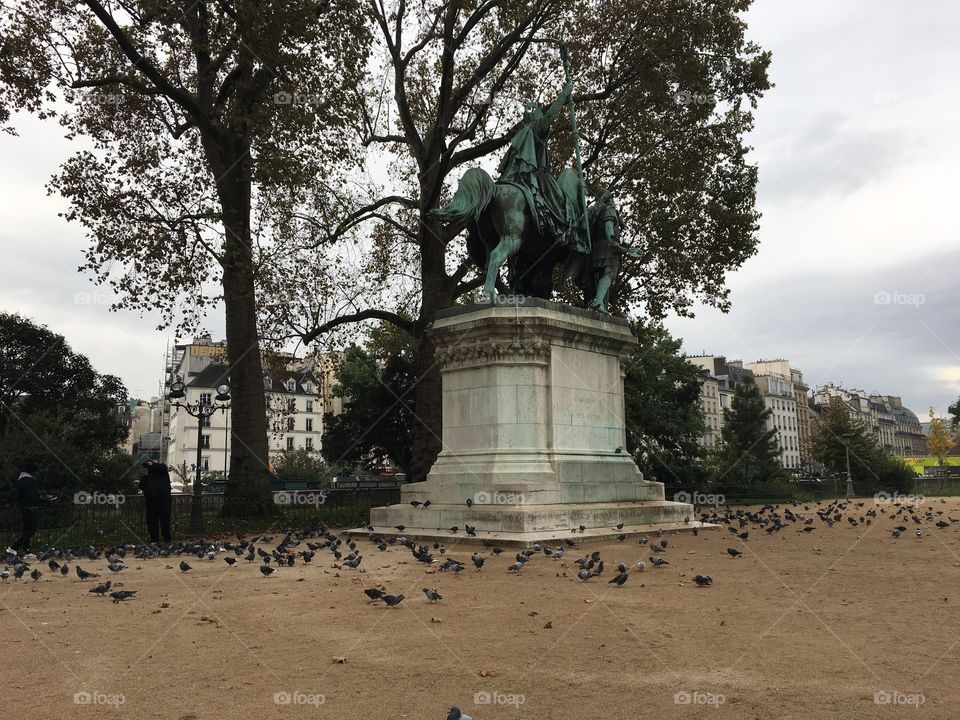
<box><xmin>428</xmin><ymin>167</ymin><xmax>494</xmax><ymax>224</ymax></box>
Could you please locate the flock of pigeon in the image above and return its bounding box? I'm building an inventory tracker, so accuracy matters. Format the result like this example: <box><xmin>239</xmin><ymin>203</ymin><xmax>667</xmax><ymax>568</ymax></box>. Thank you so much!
<box><xmin>2</xmin><ymin>496</ymin><xmax>949</xmax><ymax>611</ymax></box>
<box><xmin>2</xmin><ymin>495</ymin><xmax>954</xmax><ymax>719</ymax></box>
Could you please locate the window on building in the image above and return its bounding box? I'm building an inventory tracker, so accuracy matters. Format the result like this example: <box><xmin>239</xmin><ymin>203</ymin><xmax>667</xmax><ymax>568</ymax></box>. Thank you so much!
<box><xmin>287</xmin><ymin>417</ymin><xmax>295</xmax><ymax>431</ymax></box>
<box><xmin>306</xmin><ymin>418</ymin><xmax>313</xmax><ymax>432</ymax></box>
<box><xmin>286</xmin><ymin>379</ymin><xmax>296</xmax><ymax>392</ymax></box>
<box><xmin>286</xmin><ymin>437</ymin><xmax>294</xmax><ymax>450</ymax></box>
<box><xmin>200</xmin><ymin>457</ymin><xmax>210</xmax><ymax>471</ymax></box>
<box><xmin>264</xmin><ymin>375</ymin><xmax>273</xmax><ymax>390</ymax></box>
<box><xmin>305</xmin><ymin>438</ymin><xmax>314</xmax><ymax>450</ymax></box>
<box><xmin>306</xmin><ymin>400</ymin><xmax>313</xmax><ymax>413</ymax></box>
<box><xmin>201</xmin><ymin>434</ymin><xmax>210</xmax><ymax>449</ymax></box>
<box><xmin>304</xmin><ymin>381</ymin><xmax>314</xmax><ymax>394</ymax></box>
<box><xmin>287</xmin><ymin>398</ymin><xmax>296</xmax><ymax>412</ymax></box>
<box><xmin>200</xmin><ymin>415</ymin><xmax>211</xmax><ymax>428</ymax></box>
<box><xmin>200</xmin><ymin>392</ymin><xmax>212</xmax><ymax>406</ymax></box>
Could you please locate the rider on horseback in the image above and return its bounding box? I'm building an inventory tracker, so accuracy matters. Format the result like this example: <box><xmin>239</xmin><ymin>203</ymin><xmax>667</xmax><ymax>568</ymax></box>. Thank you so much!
<box><xmin>496</xmin><ymin>79</ymin><xmax>588</xmax><ymax>254</ymax></box>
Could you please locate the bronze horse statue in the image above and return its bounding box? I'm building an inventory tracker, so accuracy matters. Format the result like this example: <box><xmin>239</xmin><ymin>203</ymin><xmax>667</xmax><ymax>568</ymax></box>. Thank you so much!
<box><xmin>429</xmin><ymin>166</ymin><xmax>629</xmax><ymax>312</ymax></box>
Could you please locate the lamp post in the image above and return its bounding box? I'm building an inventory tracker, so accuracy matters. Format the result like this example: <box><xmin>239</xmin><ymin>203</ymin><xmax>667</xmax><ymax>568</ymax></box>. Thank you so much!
<box><xmin>840</xmin><ymin>434</ymin><xmax>854</xmax><ymax>498</ymax></box>
<box><xmin>168</xmin><ymin>378</ymin><xmax>231</xmax><ymax>535</ymax></box>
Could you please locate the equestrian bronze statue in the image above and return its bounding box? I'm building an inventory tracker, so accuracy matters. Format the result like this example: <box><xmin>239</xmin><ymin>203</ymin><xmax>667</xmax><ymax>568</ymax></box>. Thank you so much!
<box><xmin>428</xmin><ymin>46</ymin><xmax>640</xmax><ymax>315</ymax></box>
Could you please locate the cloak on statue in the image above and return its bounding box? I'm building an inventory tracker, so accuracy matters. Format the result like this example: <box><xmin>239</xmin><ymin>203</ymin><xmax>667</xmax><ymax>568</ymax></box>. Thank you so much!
<box><xmin>496</xmin><ymin>82</ymin><xmax>589</xmax><ymax>254</ymax></box>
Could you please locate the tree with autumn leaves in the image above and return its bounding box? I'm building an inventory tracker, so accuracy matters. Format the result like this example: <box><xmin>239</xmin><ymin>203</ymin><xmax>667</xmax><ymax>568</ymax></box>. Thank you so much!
<box><xmin>2</xmin><ymin>1</ymin><xmax>772</xmax><ymax>497</ymax></box>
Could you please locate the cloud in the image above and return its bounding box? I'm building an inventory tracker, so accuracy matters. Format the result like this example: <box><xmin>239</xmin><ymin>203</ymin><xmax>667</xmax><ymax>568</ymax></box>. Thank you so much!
<box><xmin>667</xmin><ymin>249</ymin><xmax>960</xmax><ymax>416</ymax></box>
<box><xmin>756</xmin><ymin>112</ymin><xmax>909</xmax><ymax>202</ymax></box>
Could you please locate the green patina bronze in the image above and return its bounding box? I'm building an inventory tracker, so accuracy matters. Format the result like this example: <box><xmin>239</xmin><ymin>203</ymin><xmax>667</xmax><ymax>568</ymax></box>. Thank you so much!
<box><xmin>429</xmin><ymin>45</ymin><xmax>639</xmax><ymax>314</ymax></box>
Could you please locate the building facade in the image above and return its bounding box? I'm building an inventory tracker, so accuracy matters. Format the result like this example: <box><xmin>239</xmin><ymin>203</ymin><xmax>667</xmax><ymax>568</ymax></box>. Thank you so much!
<box><xmin>163</xmin><ymin>338</ymin><xmax>325</xmax><ymax>482</ymax></box>
<box><xmin>690</xmin><ymin>356</ymin><xmax>808</xmax><ymax>470</ymax></box>
<box><xmin>811</xmin><ymin>383</ymin><xmax>926</xmax><ymax>456</ymax></box>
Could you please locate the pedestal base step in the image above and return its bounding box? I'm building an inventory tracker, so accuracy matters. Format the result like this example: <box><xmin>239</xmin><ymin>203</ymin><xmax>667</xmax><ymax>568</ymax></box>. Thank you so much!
<box><xmin>359</xmin><ymin>499</ymin><xmax>698</xmax><ymax>545</ymax></box>
<box><xmin>347</xmin><ymin>519</ymin><xmax>712</xmax><ymax>547</ymax></box>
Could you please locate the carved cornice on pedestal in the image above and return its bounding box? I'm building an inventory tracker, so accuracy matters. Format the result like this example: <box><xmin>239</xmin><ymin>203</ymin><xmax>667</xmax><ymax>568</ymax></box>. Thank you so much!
<box><xmin>435</xmin><ymin>337</ymin><xmax>551</xmax><ymax>369</ymax></box>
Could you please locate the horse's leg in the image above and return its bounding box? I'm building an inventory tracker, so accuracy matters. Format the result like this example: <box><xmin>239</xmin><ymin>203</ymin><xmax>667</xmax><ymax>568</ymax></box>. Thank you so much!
<box><xmin>483</xmin><ymin>234</ymin><xmax>521</xmax><ymax>298</ymax></box>
<box><xmin>483</xmin><ymin>186</ymin><xmax>526</xmax><ymax>299</ymax></box>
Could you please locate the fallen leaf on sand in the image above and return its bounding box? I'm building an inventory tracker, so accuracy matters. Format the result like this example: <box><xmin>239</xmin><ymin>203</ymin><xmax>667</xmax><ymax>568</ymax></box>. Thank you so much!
<box><xmin>479</xmin><ymin>669</ymin><xmax>496</xmax><ymax>678</ymax></box>
<box><xmin>332</xmin><ymin>657</ymin><xmax>348</xmax><ymax>664</ymax></box>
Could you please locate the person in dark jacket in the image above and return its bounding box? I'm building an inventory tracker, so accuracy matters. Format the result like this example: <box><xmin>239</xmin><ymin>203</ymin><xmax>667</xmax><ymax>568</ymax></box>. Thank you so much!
<box><xmin>12</xmin><ymin>461</ymin><xmax>47</xmax><ymax>554</ymax></box>
<box><xmin>140</xmin><ymin>461</ymin><xmax>172</xmax><ymax>543</ymax></box>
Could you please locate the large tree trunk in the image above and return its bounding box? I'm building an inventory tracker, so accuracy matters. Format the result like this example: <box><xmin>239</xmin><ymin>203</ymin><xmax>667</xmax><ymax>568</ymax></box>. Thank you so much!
<box><xmin>210</xmin><ymin>136</ymin><xmax>273</xmax><ymax>516</ymax></box>
<box><xmin>409</xmin><ymin>183</ymin><xmax>453</xmax><ymax>481</ymax></box>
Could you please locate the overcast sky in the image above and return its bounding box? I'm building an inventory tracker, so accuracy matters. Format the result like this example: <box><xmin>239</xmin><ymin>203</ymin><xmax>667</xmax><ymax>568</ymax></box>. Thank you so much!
<box><xmin>1</xmin><ymin>0</ymin><xmax>958</xmax><ymax>415</ymax></box>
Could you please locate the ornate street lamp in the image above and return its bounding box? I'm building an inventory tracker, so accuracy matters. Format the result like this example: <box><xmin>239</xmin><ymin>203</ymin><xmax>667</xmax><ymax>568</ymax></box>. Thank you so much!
<box><xmin>168</xmin><ymin>376</ymin><xmax>231</xmax><ymax>534</ymax></box>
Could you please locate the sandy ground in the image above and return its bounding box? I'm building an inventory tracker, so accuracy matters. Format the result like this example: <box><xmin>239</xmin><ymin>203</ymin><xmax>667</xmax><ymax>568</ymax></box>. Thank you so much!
<box><xmin>3</xmin><ymin>497</ymin><xmax>960</xmax><ymax>720</ymax></box>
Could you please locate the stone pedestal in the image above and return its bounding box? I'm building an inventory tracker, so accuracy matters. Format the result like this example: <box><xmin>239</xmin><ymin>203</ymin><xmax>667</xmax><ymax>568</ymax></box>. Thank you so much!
<box><xmin>367</xmin><ymin>298</ymin><xmax>694</xmax><ymax>542</ymax></box>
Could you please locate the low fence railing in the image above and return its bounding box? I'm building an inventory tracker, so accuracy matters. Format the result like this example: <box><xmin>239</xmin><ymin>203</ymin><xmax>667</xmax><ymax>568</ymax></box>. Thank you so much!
<box><xmin>0</xmin><ymin>488</ymin><xmax>401</xmax><ymax>548</ymax></box>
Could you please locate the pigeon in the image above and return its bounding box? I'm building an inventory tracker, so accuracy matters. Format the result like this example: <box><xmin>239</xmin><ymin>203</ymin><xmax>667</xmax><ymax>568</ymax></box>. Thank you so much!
<box><xmin>224</xmin><ymin>556</ymin><xmax>237</xmax><ymax>566</ymax></box>
<box><xmin>635</xmin><ymin>560</ymin><xmax>646</xmax><ymax>572</ymax></box>
<box><xmin>692</xmin><ymin>575</ymin><xmax>713</xmax><ymax>587</ymax></box>
<box><xmin>577</xmin><ymin>569</ymin><xmax>596</xmax><ymax>582</ymax></box>
<box><xmin>364</xmin><ymin>588</ymin><xmax>385</xmax><ymax>602</ymax></box>
<box><xmin>30</xmin><ymin>568</ymin><xmax>42</xmax><ymax>581</ymax></box>
<box><xmin>76</xmin><ymin>565</ymin><xmax>98</xmax><ymax>580</ymax></box>
<box><xmin>179</xmin><ymin>560</ymin><xmax>192</xmax><ymax>572</ymax></box>
<box><xmin>422</xmin><ymin>588</ymin><xmax>443</xmax><ymax>603</ymax></box>
<box><xmin>89</xmin><ymin>580</ymin><xmax>112</xmax><ymax>595</ymax></box>
<box><xmin>608</xmin><ymin>572</ymin><xmax>628</xmax><ymax>587</ymax></box>
<box><xmin>110</xmin><ymin>590</ymin><xmax>137</xmax><ymax>603</ymax></box>
<box><xmin>259</xmin><ymin>565</ymin><xmax>278</xmax><ymax>577</ymax></box>
<box><xmin>448</xmin><ymin>707</ymin><xmax>473</xmax><ymax>720</ymax></box>
<box><xmin>47</xmin><ymin>559</ymin><xmax>60</xmax><ymax>571</ymax></box>
<box><xmin>60</xmin><ymin>564</ymin><xmax>69</xmax><ymax>576</ymax></box>
<box><xmin>471</xmin><ymin>553</ymin><xmax>485</xmax><ymax>571</ymax></box>
<box><xmin>395</xmin><ymin>525</ymin><xmax>406</xmax><ymax>532</ymax></box>
<box><xmin>726</xmin><ymin>548</ymin><xmax>742</xmax><ymax>558</ymax></box>
<box><xmin>650</xmin><ymin>556</ymin><xmax>668</xmax><ymax>566</ymax></box>
<box><xmin>507</xmin><ymin>561</ymin><xmax>524</xmax><ymax>573</ymax></box>
<box><xmin>465</xmin><ymin>524</ymin><xmax>477</xmax><ymax>537</ymax></box>
<box><xmin>383</xmin><ymin>594</ymin><xmax>405</xmax><ymax>607</ymax></box>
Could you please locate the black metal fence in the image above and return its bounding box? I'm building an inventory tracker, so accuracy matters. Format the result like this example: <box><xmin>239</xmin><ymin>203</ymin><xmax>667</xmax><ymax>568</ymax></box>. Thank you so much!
<box><xmin>0</xmin><ymin>488</ymin><xmax>400</xmax><ymax>548</ymax></box>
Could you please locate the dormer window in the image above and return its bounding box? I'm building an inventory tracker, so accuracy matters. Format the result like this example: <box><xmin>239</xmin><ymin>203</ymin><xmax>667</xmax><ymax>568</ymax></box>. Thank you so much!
<box><xmin>286</xmin><ymin>378</ymin><xmax>296</xmax><ymax>393</ymax></box>
<box><xmin>303</xmin><ymin>381</ymin><xmax>314</xmax><ymax>394</ymax></box>
<box><xmin>263</xmin><ymin>375</ymin><xmax>273</xmax><ymax>391</ymax></box>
